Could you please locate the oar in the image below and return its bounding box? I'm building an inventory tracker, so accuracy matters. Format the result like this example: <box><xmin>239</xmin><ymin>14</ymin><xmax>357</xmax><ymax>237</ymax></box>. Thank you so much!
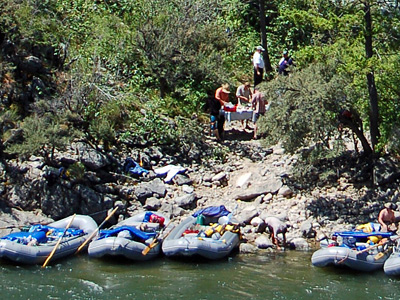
<box><xmin>142</xmin><ymin>220</ymin><xmax>174</xmax><ymax>256</ymax></box>
<box><xmin>75</xmin><ymin>206</ymin><xmax>119</xmax><ymax>254</ymax></box>
<box><xmin>0</xmin><ymin>221</ymin><xmax>51</xmax><ymax>231</ymax></box>
<box><xmin>42</xmin><ymin>214</ymin><xmax>76</xmax><ymax>268</ymax></box>
<box><xmin>374</xmin><ymin>235</ymin><xmax>400</xmax><ymax>260</ymax></box>
<box><xmin>374</xmin><ymin>248</ymin><xmax>391</xmax><ymax>260</ymax></box>
<box><xmin>0</xmin><ymin>225</ymin><xmax>24</xmax><ymax>230</ymax></box>
<box><xmin>356</xmin><ymin>238</ymin><xmax>389</xmax><ymax>255</ymax></box>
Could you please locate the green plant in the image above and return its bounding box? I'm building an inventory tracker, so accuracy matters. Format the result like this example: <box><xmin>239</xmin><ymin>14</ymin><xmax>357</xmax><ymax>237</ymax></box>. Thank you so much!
<box><xmin>66</xmin><ymin>162</ymin><xmax>86</xmax><ymax>181</ymax></box>
<box><xmin>5</xmin><ymin>115</ymin><xmax>75</xmax><ymax>162</ymax></box>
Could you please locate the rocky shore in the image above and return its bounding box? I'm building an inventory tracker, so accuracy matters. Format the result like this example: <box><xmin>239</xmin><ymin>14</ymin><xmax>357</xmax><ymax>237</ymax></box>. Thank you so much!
<box><xmin>1</xmin><ymin>120</ymin><xmax>400</xmax><ymax>253</ymax></box>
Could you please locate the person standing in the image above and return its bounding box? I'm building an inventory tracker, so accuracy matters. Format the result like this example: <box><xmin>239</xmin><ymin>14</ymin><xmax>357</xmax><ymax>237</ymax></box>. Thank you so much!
<box><xmin>251</xmin><ymin>87</ymin><xmax>266</xmax><ymax>139</ymax></box>
<box><xmin>236</xmin><ymin>82</ymin><xmax>252</xmax><ymax>106</ymax></box>
<box><xmin>253</xmin><ymin>46</ymin><xmax>265</xmax><ymax>88</ymax></box>
<box><xmin>236</xmin><ymin>82</ymin><xmax>252</xmax><ymax>129</ymax></box>
<box><xmin>215</xmin><ymin>83</ymin><xmax>230</xmax><ymax>139</ymax></box>
<box><xmin>278</xmin><ymin>50</ymin><xmax>294</xmax><ymax>76</ymax></box>
<box><xmin>205</xmin><ymin>92</ymin><xmax>222</xmax><ymax>141</ymax></box>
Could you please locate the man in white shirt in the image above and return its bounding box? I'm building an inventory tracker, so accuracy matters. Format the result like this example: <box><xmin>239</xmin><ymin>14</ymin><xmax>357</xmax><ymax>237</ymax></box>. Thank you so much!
<box><xmin>253</xmin><ymin>45</ymin><xmax>265</xmax><ymax>89</ymax></box>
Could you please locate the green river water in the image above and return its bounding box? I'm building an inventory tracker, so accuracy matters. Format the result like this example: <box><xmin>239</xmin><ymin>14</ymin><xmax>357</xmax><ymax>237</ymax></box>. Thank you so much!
<box><xmin>1</xmin><ymin>251</ymin><xmax>399</xmax><ymax>300</ymax></box>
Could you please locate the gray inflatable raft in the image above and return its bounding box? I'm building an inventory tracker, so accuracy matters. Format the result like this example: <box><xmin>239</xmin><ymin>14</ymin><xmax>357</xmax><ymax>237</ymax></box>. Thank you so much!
<box><xmin>162</xmin><ymin>216</ymin><xmax>240</xmax><ymax>260</ymax></box>
<box><xmin>88</xmin><ymin>211</ymin><xmax>170</xmax><ymax>261</ymax></box>
<box><xmin>0</xmin><ymin>214</ymin><xmax>97</xmax><ymax>265</ymax></box>
<box><xmin>384</xmin><ymin>241</ymin><xmax>400</xmax><ymax>276</ymax></box>
<box><xmin>311</xmin><ymin>245</ymin><xmax>390</xmax><ymax>272</ymax></box>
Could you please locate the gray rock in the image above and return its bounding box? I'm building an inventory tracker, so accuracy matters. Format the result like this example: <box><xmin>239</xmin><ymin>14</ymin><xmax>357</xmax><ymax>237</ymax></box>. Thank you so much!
<box><xmin>278</xmin><ymin>185</ymin><xmax>293</xmax><ymax>197</ymax></box>
<box><xmin>74</xmin><ymin>184</ymin><xmax>104</xmax><ymax>216</ymax></box>
<box><xmin>134</xmin><ymin>178</ymin><xmax>167</xmax><ymax>201</ymax></box>
<box><xmin>233</xmin><ymin>175</ymin><xmax>283</xmax><ymax>201</ymax></box>
<box><xmin>300</xmin><ymin>220</ymin><xmax>315</xmax><ymax>238</ymax></box>
<box><xmin>182</xmin><ymin>185</ymin><xmax>194</xmax><ymax>194</ymax></box>
<box><xmin>75</xmin><ymin>142</ymin><xmax>111</xmax><ymax>170</ymax></box>
<box><xmin>373</xmin><ymin>156</ymin><xmax>400</xmax><ymax>185</ymax></box>
<box><xmin>250</xmin><ymin>216</ymin><xmax>264</xmax><ymax>226</ymax></box>
<box><xmin>212</xmin><ymin>172</ymin><xmax>226</xmax><ymax>182</ymax></box>
<box><xmin>255</xmin><ymin>234</ymin><xmax>274</xmax><ymax>249</ymax></box>
<box><xmin>239</xmin><ymin>243</ymin><xmax>258</xmax><ymax>254</ymax></box>
<box><xmin>236</xmin><ymin>206</ymin><xmax>258</xmax><ymax>224</ymax></box>
<box><xmin>144</xmin><ymin>197</ymin><xmax>162</xmax><ymax>210</ymax></box>
<box><xmin>173</xmin><ymin>174</ymin><xmax>193</xmax><ymax>186</ymax></box>
<box><xmin>160</xmin><ymin>202</ymin><xmax>184</xmax><ymax>219</ymax></box>
<box><xmin>289</xmin><ymin>237</ymin><xmax>310</xmax><ymax>250</ymax></box>
<box><xmin>174</xmin><ymin>193</ymin><xmax>197</xmax><ymax>208</ymax></box>
<box><xmin>41</xmin><ymin>184</ymin><xmax>79</xmax><ymax>219</ymax></box>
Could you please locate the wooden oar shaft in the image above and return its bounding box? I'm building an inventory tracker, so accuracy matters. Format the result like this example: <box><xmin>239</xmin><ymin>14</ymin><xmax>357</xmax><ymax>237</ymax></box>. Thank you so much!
<box><xmin>356</xmin><ymin>238</ymin><xmax>389</xmax><ymax>254</ymax></box>
<box><xmin>142</xmin><ymin>220</ymin><xmax>173</xmax><ymax>256</ymax></box>
<box><xmin>75</xmin><ymin>206</ymin><xmax>119</xmax><ymax>254</ymax></box>
<box><xmin>42</xmin><ymin>214</ymin><xmax>76</xmax><ymax>268</ymax></box>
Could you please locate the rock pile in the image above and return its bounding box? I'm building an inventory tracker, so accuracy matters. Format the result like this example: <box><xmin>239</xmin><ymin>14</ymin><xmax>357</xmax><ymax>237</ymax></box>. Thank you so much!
<box><xmin>0</xmin><ymin>121</ymin><xmax>400</xmax><ymax>252</ymax></box>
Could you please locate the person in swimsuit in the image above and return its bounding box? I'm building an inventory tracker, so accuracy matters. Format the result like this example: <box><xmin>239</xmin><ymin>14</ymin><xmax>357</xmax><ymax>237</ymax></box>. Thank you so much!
<box><xmin>378</xmin><ymin>202</ymin><xmax>397</xmax><ymax>232</ymax></box>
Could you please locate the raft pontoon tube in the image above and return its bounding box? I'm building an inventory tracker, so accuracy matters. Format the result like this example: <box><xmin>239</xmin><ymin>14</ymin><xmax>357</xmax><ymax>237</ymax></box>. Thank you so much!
<box><xmin>0</xmin><ymin>214</ymin><xmax>97</xmax><ymax>264</ymax></box>
<box><xmin>88</xmin><ymin>211</ymin><xmax>169</xmax><ymax>261</ymax></box>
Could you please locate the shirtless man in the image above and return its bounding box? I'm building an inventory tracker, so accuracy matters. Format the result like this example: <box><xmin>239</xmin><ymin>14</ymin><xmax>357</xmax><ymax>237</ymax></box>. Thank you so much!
<box><xmin>265</xmin><ymin>216</ymin><xmax>288</xmax><ymax>250</ymax></box>
<box><xmin>378</xmin><ymin>203</ymin><xmax>397</xmax><ymax>232</ymax></box>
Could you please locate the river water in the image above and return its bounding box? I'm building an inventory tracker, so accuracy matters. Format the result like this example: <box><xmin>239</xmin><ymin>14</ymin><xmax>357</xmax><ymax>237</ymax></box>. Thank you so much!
<box><xmin>1</xmin><ymin>251</ymin><xmax>399</xmax><ymax>300</ymax></box>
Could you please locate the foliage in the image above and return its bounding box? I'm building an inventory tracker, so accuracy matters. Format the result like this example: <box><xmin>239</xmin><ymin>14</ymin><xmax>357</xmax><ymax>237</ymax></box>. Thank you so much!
<box><xmin>65</xmin><ymin>162</ymin><xmax>86</xmax><ymax>181</ymax></box>
<box><xmin>5</xmin><ymin>114</ymin><xmax>76</xmax><ymax>161</ymax></box>
<box><xmin>258</xmin><ymin>63</ymin><xmax>347</xmax><ymax>155</ymax></box>
<box><xmin>1</xmin><ymin>0</ymin><xmax>400</xmax><ymax>165</ymax></box>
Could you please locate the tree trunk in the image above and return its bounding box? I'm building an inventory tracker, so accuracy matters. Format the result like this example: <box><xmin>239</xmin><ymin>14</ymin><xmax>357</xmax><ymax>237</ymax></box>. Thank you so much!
<box><xmin>259</xmin><ymin>0</ymin><xmax>272</xmax><ymax>72</ymax></box>
<box><xmin>363</xmin><ymin>1</ymin><xmax>380</xmax><ymax>150</ymax></box>
<box><xmin>338</xmin><ymin>114</ymin><xmax>373</xmax><ymax>156</ymax></box>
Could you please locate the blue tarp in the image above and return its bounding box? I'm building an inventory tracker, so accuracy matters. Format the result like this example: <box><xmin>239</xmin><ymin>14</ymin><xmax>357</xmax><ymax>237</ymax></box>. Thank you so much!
<box><xmin>99</xmin><ymin>226</ymin><xmax>156</xmax><ymax>241</ymax></box>
<box><xmin>124</xmin><ymin>157</ymin><xmax>149</xmax><ymax>176</ymax></box>
<box><xmin>333</xmin><ymin>231</ymin><xmax>394</xmax><ymax>239</ymax></box>
<box><xmin>192</xmin><ymin>205</ymin><xmax>231</xmax><ymax>218</ymax></box>
<box><xmin>1</xmin><ymin>225</ymin><xmax>84</xmax><ymax>244</ymax></box>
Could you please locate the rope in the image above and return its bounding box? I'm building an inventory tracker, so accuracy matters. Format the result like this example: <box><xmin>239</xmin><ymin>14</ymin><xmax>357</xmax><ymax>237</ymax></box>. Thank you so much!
<box><xmin>88</xmin><ymin>209</ymin><xmax>110</xmax><ymax>217</ymax></box>
<box><xmin>336</xmin><ymin>249</ymin><xmax>350</xmax><ymax>264</ymax></box>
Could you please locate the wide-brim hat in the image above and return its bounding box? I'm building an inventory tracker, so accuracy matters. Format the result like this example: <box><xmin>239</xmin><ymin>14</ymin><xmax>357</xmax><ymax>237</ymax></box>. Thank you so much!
<box><xmin>384</xmin><ymin>202</ymin><xmax>394</xmax><ymax>209</ymax></box>
<box><xmin>256</xmin><ymin>46</ymin><xmax>265</xmax><ymax>51</ymax></box>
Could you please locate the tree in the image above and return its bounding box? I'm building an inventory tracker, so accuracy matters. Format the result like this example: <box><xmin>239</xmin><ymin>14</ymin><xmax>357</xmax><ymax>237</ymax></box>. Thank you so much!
<box><xmin>134</xmin><ymin>0</ymin><xmax>238</xmax><ymax>98</ymax></box>
<box><xmin>259</xmin><ymin>63</ymin><xmax>352</xmax><ymax>155</ymax></box>
<box><xmin>258</xmin><ymin>0</ymin><xmax>273</xmax><ymax>72</ymax></box>
<box><xmin>363</xmin><ymin>0</ymin><xmax>380</xmax><ymax>150</ymax></box>
<box><xmin>269</xmin><ymin>0</ymin><xmax>400</xmax><ymax>156</ymax></box>
<box><xmin>5</xmin><ymin>115</ymin><xmax>76</xmax><ymax>163</ymax></box>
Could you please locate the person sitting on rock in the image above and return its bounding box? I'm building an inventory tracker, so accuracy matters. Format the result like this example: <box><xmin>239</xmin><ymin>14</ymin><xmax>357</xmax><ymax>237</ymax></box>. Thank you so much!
<box><xmin>265</xmin><ymin>216</ymin><xmax>287</xmax><ymax>250</ymax></box>
<box><xmin>378</xmin><ymin>203</ymin><xmax>398</xmax><ymax>233</ymax></box>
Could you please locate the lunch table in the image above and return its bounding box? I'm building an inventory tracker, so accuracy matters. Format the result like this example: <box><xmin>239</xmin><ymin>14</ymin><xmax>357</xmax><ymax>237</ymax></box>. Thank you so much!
<box><xmin>220</xmin><ymin>109</ymin><xmax>254</xmax><ymax>123</ymax></box>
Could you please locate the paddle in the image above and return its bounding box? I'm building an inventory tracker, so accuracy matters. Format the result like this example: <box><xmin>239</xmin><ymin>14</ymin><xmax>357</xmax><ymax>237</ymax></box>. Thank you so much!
<box><xmin>356</xmin><ymin>238</ymin><xmax>389</xmax><ymax>255</ymax></box>
<box><xmin>42</xmin><ymin>214</ymin><xmax>76</xmax><ymax>268</ymax></box>
<box><xmin>75</xmin><ymin>206</ymin><xmax>119</xmax><ymax>254</ymax></box>
<box><xmin>142</xmin><ymin>220</ymin><xmax>174</xmax><ymax>256</ymax></box>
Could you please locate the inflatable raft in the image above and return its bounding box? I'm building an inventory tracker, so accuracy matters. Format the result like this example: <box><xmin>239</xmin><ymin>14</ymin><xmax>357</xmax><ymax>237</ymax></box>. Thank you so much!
<box><xmin>0</xmin><ymin>214</ymin><xmax>97</xmax><ymax>265</ymax></box>
<box><xmin>383</xmin><ymin>237</ymin><xmax>400</xmax><ymax>276</ymax></box>
<box><xmin>312</xmin><ymin>229</ymin><xmax>394</xmax><ymax>272</ymax></box>
<box><xmin>88</xmin><ymin>211</ymin><xmax>169</xmax><ymax>261</ymax></box>
<box><xmin>162</xmin><ymin>206</ymin><xmax>241</xmax><ymax>260</ymax></box>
